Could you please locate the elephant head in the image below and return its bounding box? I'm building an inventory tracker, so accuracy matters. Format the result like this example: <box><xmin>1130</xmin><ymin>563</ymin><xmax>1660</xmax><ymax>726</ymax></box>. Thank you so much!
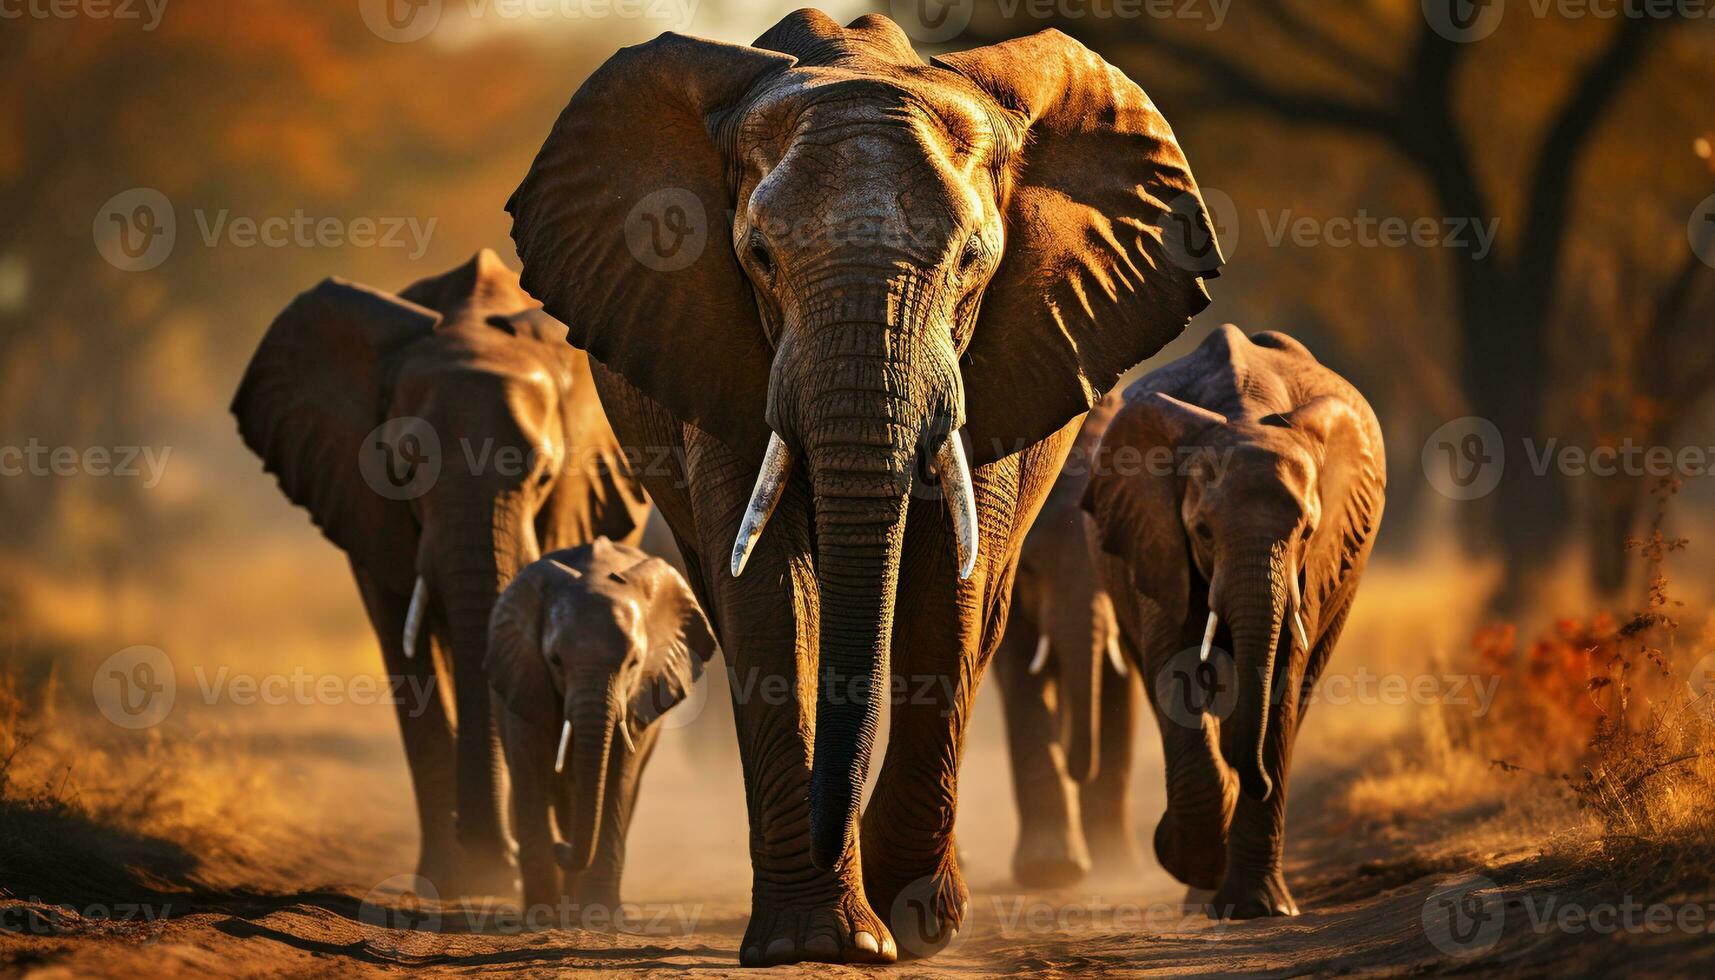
<box><xmin>232</xmin><ymin>250</ymin><xmax>647</xmax><ymax>862</ymax></box>
<box><xmin>487</xmin><ymin>540</ymin><xmax>718</xmax><ymax>872</ymax></box>
<box><xmin>1084</xmin><ymin>374</ymin><xmax>1377</xmax><ymax>802</ymax></box>
<box><xmin>508</xmin><ymin>11</ymin><xmax>1220</xmax><ymax>868</ymax></box>
<box><xmin>1015</xmin><ymin>395</ymin><xmax>1126</xmax><ymax>782</ymax></box>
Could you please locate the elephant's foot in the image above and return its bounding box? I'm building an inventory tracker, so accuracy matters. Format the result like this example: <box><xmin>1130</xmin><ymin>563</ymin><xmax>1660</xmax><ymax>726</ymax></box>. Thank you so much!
<box><xmin>1180</xmin><ymin>886</ymin><xmax>1217</xmax><ymax>915</ymax></box>
<box><xmin>1152</xmin><ymin>808</ymin><xmax>1228</xmax><ymax>891</ymax></box>
<box><xmin>1083</xmin><ymin>827</ymin><xmax>1145</xmax><ymax>884</ymax></box>
<box><xmin>1210</xmin><ymin>868</ymin><xmax>1299</xmax><ymax>919</ymax></box>
<box><xmin>866</xmin><ymin>855</ymin><xmax>970</xmax><ymax>961</ymax></box>
<box><xmin>1012</xmin><ymin>827</ymin><xmax>1091</xmax><ymax>890</ymax></box>
<box><xmin>739</xmin><ymin>890</ymin><xmax>896</xmax><ymax>967</ymax></box>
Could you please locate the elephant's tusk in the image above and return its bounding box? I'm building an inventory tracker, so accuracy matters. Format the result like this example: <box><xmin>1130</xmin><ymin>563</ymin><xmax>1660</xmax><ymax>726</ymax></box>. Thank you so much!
<box><xmin>936</xmin><ymin>430</ymin><xmax>979</xmax><ymax>580</ymax></box>
<box><xmin>1106</xmin><ymin>634</ymin><xmax>1129</xmax><ymax>676</ymax></box>
<box><xmin>402</xmin><ymin>576</ymin><xmax>429</xmax><ymax>660</ymax></box>
<box><xmin>554</xmin><ymin>720</ymin><xmax>572</xmax><ymax>775</ymax></box>
<box><xmin>1199</xmin><ymin>611</ymin><xmax>1219</xmax><ymax>663</ymax></box>
<box><xmin>730</xmin><ymin>432</ymin><xmax>793</xmax><ymax>578</ymax></box>
<box><xmin>1292</xmin><ymin>607</ymin><xmax>1312</xmax><ymax>652</ymax></box>
<box><xmin>617</xmin><ymin>714</ymin><xmax>636</xmax><ymax>754</ymax></box>
<box><xmin>1028</xmin><ymin>635</ymin><xmax>1051</xmax><ymax>675</ymax></box>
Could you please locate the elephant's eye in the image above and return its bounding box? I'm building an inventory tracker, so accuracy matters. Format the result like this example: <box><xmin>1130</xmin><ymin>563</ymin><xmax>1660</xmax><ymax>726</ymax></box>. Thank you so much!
<box><xmin>959</xmin><ymin>235</ymin><xmax>985</xmax><ymax>272</ymax></box>
<box><xmin>547</xmin><ymin>652</ymin><xmax>563</xmax><ymax>668</ymax></box>
<box><xmin>747</xmin><ymin>235</ymin><xmax>775</xmax><ymax>280</ymax></box>
<box><xmin>1194</xmin><ymin>522</ymin><xmax>1214</xmax><ymax>544</ymax></box>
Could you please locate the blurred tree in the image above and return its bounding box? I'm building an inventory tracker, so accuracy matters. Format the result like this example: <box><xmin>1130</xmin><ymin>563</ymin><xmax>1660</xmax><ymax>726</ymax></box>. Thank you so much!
<box><xmin>960</xmin><ymin>0</ymin><xmax>1715</xmax><ymax>610</ymax></box>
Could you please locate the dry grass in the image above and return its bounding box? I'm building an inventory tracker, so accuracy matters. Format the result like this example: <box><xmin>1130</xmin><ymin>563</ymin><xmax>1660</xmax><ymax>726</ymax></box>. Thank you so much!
<box><xmin>1342</xmin><ymin>480</ymin><xmax>1715</xmax><ymax>881</ymax></box>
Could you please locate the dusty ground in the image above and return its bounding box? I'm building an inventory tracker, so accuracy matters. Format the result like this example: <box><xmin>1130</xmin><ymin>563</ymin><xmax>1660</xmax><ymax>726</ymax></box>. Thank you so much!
<box><xmin>3</xmin><ymin>554</ymin><xmax>1713</xmax><ymax>977</ymax></box>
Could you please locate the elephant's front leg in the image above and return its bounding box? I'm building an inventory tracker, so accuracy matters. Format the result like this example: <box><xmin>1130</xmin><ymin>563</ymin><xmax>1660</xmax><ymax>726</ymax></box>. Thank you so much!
<box><xmin>1139</xmin><ymin>616</ymin><xmax>1237</xmax><ymax>892</ymax></box>
<box><xmin>1211</xmin><ymin>686</ymin><xmax>1299</xmax><ymax>918</ymax></box>
<box><xmin>993</xmin><ymin>622</ymin><xmax>1091</xmax><ymax>888</ymax></box>
<box><xmin>497</xmin><ymin>701</ymin><xmax>557</xmax><ymax>920</ymax></box>
<box><xmin>685</xmin><ymin>433</ymin><xmax>893</xmax><ymax>967</ymax></box>
<box><xmin>562</xmin><ymin>726</ymin><xmax>659</xmax><ymax>923</ymax></box>
<box><xmin>352</xmin><ymin>566</ymin><xmax>460</xmax><ymax>887</ymax></box>
<box><xmin>863</xmin><ymin>439</ymin><xmax>1061</xmax><ymax>958</ymax></box>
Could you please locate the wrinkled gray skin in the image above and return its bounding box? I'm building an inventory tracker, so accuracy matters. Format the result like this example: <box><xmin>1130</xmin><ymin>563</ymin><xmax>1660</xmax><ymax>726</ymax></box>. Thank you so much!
<box><xmin>487</xmin><ymin>538</ymin><xmax>717</xmax><ymax>918</ymax></box>
<box><xmin>232</xmin><ymin>252</ymin><xmax>650</xmax><ymax>895</ymax></box>
<box><xmin>1084</xmin><ymin>325</ymin><xmax>1385</xmax><ymax>919</ymax></box>
<box><xmin>994</xmin><ymin>393</ymin><xmax>1145</xmax><ymax>887</ymax></box>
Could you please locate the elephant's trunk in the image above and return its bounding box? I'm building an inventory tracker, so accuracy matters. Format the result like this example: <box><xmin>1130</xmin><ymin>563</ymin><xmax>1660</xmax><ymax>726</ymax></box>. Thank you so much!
<box><xmin>560</xmin><ymin>680</ymin><xmax>619</xmax><ymax>873</ymax></box>
<box><xmin>804</xmin><ymin>429</ymin><xmax>912</xmax><ymax>871</ymax></box>
<box><xmin>1216</xmin><ymin>538</ymin><xmax>1290</xmax><ymax>802</ymax></box>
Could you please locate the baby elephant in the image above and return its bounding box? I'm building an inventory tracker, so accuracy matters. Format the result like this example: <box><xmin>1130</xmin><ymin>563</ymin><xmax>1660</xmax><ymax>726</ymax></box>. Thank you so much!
<box><xmin>1082</xmin><ymin>325</ymin><xmax>1385</xmax><ymax>919</ymax></box>
<box><xmin>487</xmin><ymin>538</ymin><xmax>718</xmax><ymax>917</ymax></box>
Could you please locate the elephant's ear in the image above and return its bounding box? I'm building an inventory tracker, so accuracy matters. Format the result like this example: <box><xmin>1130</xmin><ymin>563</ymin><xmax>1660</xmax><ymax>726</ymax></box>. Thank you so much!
<box><xmin>934</xmin><ymin>31</ymin><xmax>1223</xmax><ymax>466</ymax></box>
<box><xmin>1282</xmin><ymin>395</ymin><xmax>1386</xmax><ymax>581</ymax></box>
<box><xmin>1080</xmin><ymin>392</ymin><xmax>1224</xmax><ymax>623</ymax></box>
<box><xmin>231</xmin><ymin>279</ymin><xmax>439</xmax><ymax>593</ymax></box>
<box><xmin>630</xmin><ymin>558</ymin><xmax>720</xmax><ymax>730</ymax></box>
<box><xmin>487</xmin><ymin>565</ymin><xmax>556</xmax><ymax>721</ymax></box>
<box><xmin>507</xmin><ymin>34</ymin><xmax>796</xmax><ymax>461</ymax></box>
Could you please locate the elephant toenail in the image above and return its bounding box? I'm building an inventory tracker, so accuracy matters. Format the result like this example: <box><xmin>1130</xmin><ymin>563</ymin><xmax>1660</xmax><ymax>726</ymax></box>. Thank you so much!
<box><xmin>854</xmin><ymin>931</ymin><xmax>879</xmax><ymax>953</ymax></box>
<box><xmin>741</xmin><ymin>946</ymin><xmax>760</xmax><ymax>964</ymax></box>
<box><xmin>765</xmin><ymin>937</ymin><xmax>795</xmax><ymax>961</ymax></box>
<box><xmin>882</xmin><ymin>936</ymin><xmax>897</xmax><ymax>957</ymax></box>
<box><xmin>803</xmin><ymin>934</ymin><xmax>839</xmax><ymax>957</ymax></box>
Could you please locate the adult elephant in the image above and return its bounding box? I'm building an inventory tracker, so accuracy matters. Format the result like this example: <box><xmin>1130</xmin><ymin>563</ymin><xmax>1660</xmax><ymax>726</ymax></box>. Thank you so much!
<box><xmin>993</xmin><ymin>393</ymin><xmax>1145</xmax><ymax>888</ymax></box>
<box><xmin>508</xmin><ymin>11</ymin><xmax>1220</xmax><ymax>965</ymax></box>
<box><xmin>232</xmin><ymin>250</ymin><xmax>650</xmax><ymax>895</ymax></box>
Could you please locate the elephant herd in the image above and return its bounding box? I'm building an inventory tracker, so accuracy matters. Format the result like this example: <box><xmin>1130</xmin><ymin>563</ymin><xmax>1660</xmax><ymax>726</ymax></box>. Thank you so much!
<box><xmin>232</xmin><ymin>10</ymin><xmax>1385</xmax><ymax>967</ymax></box>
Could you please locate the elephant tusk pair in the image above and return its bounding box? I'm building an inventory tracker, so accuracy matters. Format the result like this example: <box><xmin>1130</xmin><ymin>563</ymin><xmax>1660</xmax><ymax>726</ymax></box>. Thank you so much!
<box><xmin>1028</xmin><ymin>635</ymin><xmax>1051</xmax><ymax>675</ymax></box>
<box><xmin>729</xmin><ymin>430</ymin><xmax>980</xmax><ymax>581</ymax></box>
<box><xmin>402</xmin><ymin>576</ymin><xmax>429</xmax><ymax>660</ymax></box>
